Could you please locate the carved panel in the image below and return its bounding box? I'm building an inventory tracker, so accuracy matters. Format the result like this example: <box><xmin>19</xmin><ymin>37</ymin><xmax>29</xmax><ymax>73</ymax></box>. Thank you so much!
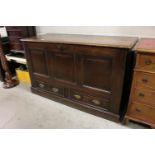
<box><xmin>53</xmin><ymin>53</ymin><xmax>76</xmax><ymax>84</ymax></box>
<box><xmin>81</xmin><ymin>56</ymin><xmax>112</xmax><ymax>92</ymax></box>
<box><xmin>30</xmin><ymin>49</ymin><xmax>48</xmax><ymax>76</ymax></box>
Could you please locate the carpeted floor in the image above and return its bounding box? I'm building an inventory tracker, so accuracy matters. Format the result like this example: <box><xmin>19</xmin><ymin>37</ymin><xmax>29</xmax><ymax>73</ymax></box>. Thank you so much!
<box><xmin>0</xmin><ymin>82</ymin><xmax>147</xmax><ymax>129</ymax></box>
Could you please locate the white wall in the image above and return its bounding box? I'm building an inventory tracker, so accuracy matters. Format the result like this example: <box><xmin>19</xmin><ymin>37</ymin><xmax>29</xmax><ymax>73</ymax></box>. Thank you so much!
<box><xmin>1</xmin><ymin>26</ymin><xmax>155</xmax><ymax>38</ymax></box>
<box><xmin>36</xmin><ymin>26</ymin><xmax>155</xmax><ymax>38</ymax></box>
<box><xmin>0</xmin><ymin>27</ymin><xmax>7</xmax><ymax>37</ymax></box>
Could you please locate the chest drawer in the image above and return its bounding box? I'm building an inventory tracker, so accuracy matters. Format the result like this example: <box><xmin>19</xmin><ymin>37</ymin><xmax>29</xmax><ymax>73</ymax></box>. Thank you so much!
<box><xmin>128</xmin><ymin>102</ymin><xmax>155</xmax><ymax>124</ymax></box>
<box><xmin>69</xmin><ymin>89</ymin><xmax>109</xmax><ymax>110</ymax></box>
<box><xmin>133</xmin><ymin>88</ymin><xmax>155</xmax><ymax>107</ymax></box>
<box><xmin>134</xmin><ymin>71</ymin><xmax>155</xmax><ymax>90</ymax></box>
<box><xmin>34</xmin><ymin>81</ymin><xmax>65</xmax><ymax>97</ymax></box>
<box><xmin>136</xmin><ymin>54</ymin><xmax>155</xmax><ymax>72</ymax></box>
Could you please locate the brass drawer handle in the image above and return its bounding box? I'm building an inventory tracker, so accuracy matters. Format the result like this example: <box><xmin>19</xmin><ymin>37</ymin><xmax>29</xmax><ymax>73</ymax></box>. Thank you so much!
<box><xmin>52</xmin><ymin>87</ymin><xmax>59</xmax><ymax>93</ymax></box>
<box><xmin>39</xmin><ymin>83</ymin><xmax>45</xmax><ymax>88</ymax></box>
<box><xmin>73</xmin><ymin>94</ymin><xmax>81</xmax><ymax>100</ymax></box>
<box><xmin>139</xmin><ymin>92</ymin><xmax>145</xmax><ymax>97</ymax></box>
<box><xmin>142</xmin><ymin>78</ymin><xmax>148</xmax><ymax>83</ymax></box>
<box><xmin>92</xmin><ymin>99</ymin><xmax>101</xmax><ymax>105</ymax></box>
<box><xmin>145</xmin><ymin>59</ymin><xmax>152</xmax><ymax>65</ymax></box>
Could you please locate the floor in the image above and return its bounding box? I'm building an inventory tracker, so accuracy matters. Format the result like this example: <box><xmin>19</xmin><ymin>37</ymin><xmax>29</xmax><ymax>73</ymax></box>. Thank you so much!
<box><xmin>0</xmin><ymin>82</ymin><xmax>147</xmax><ymax>129</ymax></box>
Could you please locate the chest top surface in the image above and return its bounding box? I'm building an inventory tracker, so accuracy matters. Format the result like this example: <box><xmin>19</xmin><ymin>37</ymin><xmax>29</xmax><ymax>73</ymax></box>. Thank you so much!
<box><xmin>21</xmin><ymin>33</ymin><xmax>138</xmax><ymax>49</ymax></box>
<box><xmin>134</xmin><ymin>38</ymin><xmax>155</xmax><ymax>53</ymax></box>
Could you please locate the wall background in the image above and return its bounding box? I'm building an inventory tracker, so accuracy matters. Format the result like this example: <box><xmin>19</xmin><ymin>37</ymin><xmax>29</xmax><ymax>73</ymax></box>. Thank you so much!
<box><xmin>36</xmin><ymin>26</ymin><xmax>155</xmax><ymax>38</ymax></box>
<box><xmin>0</xmin><ymin>27</ymin><xmax>7</xmax><ymax>37</ymax></box>
<box><xmin>1</xmin><ymin>26</ymin><xmax>155</xmax><ymax>38</ymax></box>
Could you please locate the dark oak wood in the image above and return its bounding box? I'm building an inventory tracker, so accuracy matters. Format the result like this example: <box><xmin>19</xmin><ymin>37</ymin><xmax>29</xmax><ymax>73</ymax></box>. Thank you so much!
<box><xmin>125</xmin><ymin>38</ymin><xmax>155</xmax><ymax>128</ymax></box>
<box><xmin>6</xmin><ymin>26</ymin><xmax>36</xmax><ymax>53</ymax></box>
<box><xmin>0</xmin><ymin>62</ymin><xmax>4</xmax><ymax>81</ymax></box>
<box><xmin>0</xmin><ymin>37</ymin><xmax>9</xmax><ymax>81</ymax></box>
<box><xmin>0</xmin><ymin>42</ymin><xmax>19</xmax><ymax>82</ymax></box>
<box><xmin>0</xmin><ymin>36</ymin><xmax>18</xmax><ymax>88</ymax></box>
<box><xmin>0</xmin><ymin>26</ymin><xmax>36</xmax><ymax>81</ymax></box>
<box><xmin>21</xmin><ymin>33</ymin><xmax>137</xmax><ymax>48</ymax></box>
<box><xmin>21</xmin><ymin>34</ymin><xmax>138</xmax><ymax>122</ymax></box>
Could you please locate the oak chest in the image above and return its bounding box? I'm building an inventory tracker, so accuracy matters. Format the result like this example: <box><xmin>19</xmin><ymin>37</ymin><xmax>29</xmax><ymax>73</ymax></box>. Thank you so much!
<box><xmin>21</xmin><ymin>34</ymin><xmax>137</xmax><ymax>122</ymax></box>
<box><xmin>125</xmin><ymin>39</ymin><xmax>155</xmax><ymax>128</ymax></box>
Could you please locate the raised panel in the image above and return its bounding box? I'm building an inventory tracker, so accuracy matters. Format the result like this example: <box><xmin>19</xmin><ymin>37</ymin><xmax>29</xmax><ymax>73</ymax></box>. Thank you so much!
<box><xmin>81</xmin><ymin>56</ymin><xmax>112</xmax><ymax>92</ymax></box>
<box><xmin>30</xmin><ymin>49</ymin><xmax>48</xmax><ymax>76</ymax></box>
<box><xmin>53</xmin><ymin>53</ymin><xmax>76</xmax><ymax>84</ymax></box>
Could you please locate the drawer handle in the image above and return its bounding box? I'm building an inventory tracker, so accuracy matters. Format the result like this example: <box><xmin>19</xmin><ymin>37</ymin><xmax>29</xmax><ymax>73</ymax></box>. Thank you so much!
<box><xmin>145</xmin><ymin>59</ymin><xmax>152</xmax><ymax>65</ymax></box>
<box><xmin>73</xmin><ymin>94</ymin><xmax>82</xmax><ymax>100</ymax></box>
<box><xmin>52</xmin><ymin>87</ymin><xmax>59</xmax><ymax>93</ymax></box>
<box><xmin>92</xmin><ymin>99</ymin><xmax>101</xmax><ymax>105</ymax></box>
<box><xmin>142</xmin><ymin>78</ymin><xmax>148</xmax><ymax>83</ymax></box>
<box><xmin>139</xmin><ymin>92</ymin><xmax>145</xmax><ymax>97</ymax></box>
<box><xmin>39</xmin><ymin>83</ymin><xmax>45</xmax><ymax>88</ymax></box>
<box><xmin>135</xmin><ymin>108</ymin><xmax>141</xmax><ymax>113</ymax></box>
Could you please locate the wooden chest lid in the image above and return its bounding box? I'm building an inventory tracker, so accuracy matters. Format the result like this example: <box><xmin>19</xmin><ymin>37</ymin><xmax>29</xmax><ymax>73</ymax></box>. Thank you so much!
<box><xmin>21</xmin><ymin>33</ymin><xmax>138</xmax><ymax>49</ymax></box>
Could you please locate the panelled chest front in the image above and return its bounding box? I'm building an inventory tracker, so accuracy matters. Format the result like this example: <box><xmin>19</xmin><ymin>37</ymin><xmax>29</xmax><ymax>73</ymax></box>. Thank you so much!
<box><xmin>21</xmin><ymin>34</ymin><xmax>137</xmax><ymax>122</ymax></box>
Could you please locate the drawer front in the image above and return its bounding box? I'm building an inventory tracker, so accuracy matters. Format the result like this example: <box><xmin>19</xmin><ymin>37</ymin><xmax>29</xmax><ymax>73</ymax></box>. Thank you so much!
<box><xmin>70</xmin><ymin>90</ymin><xmax>84</xmax><ymax>101</ymax></box>
<box><xmin>134</xmin><ymin>71</ymin><xmax>155</xmax><ymax>90</ymax></box>
<box><xmin>34</xmin><ymin>81</ymin><xmax>65</xmax><ymax>97</ymax></box>
<box><xmin>83</xmin><ymin>95</ymin><xmax>109</xmax><ymax>110</ymax></box>
<box><xmin>69</xmin><ymin>89</ymin><xmax>109</xmax><ymax>110</ymax></box>
<box><xmin>136</xmin><ymin>54</ymin><xmax>155</xmax><ymax>72</ymax></box>
<box><xmin>133</xmin><ymin>88</ymin><xmax>155</xmax><ymax>107</ymax></box>
<box><xmin>35</xmin><ymin>81</ymin><xmax>49</xmax><ymax>90</ymax></box>
<box><xmin>128</xmin><ymin>102</ymin><xmax>155</xmax><ymax>124</ymax></box>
